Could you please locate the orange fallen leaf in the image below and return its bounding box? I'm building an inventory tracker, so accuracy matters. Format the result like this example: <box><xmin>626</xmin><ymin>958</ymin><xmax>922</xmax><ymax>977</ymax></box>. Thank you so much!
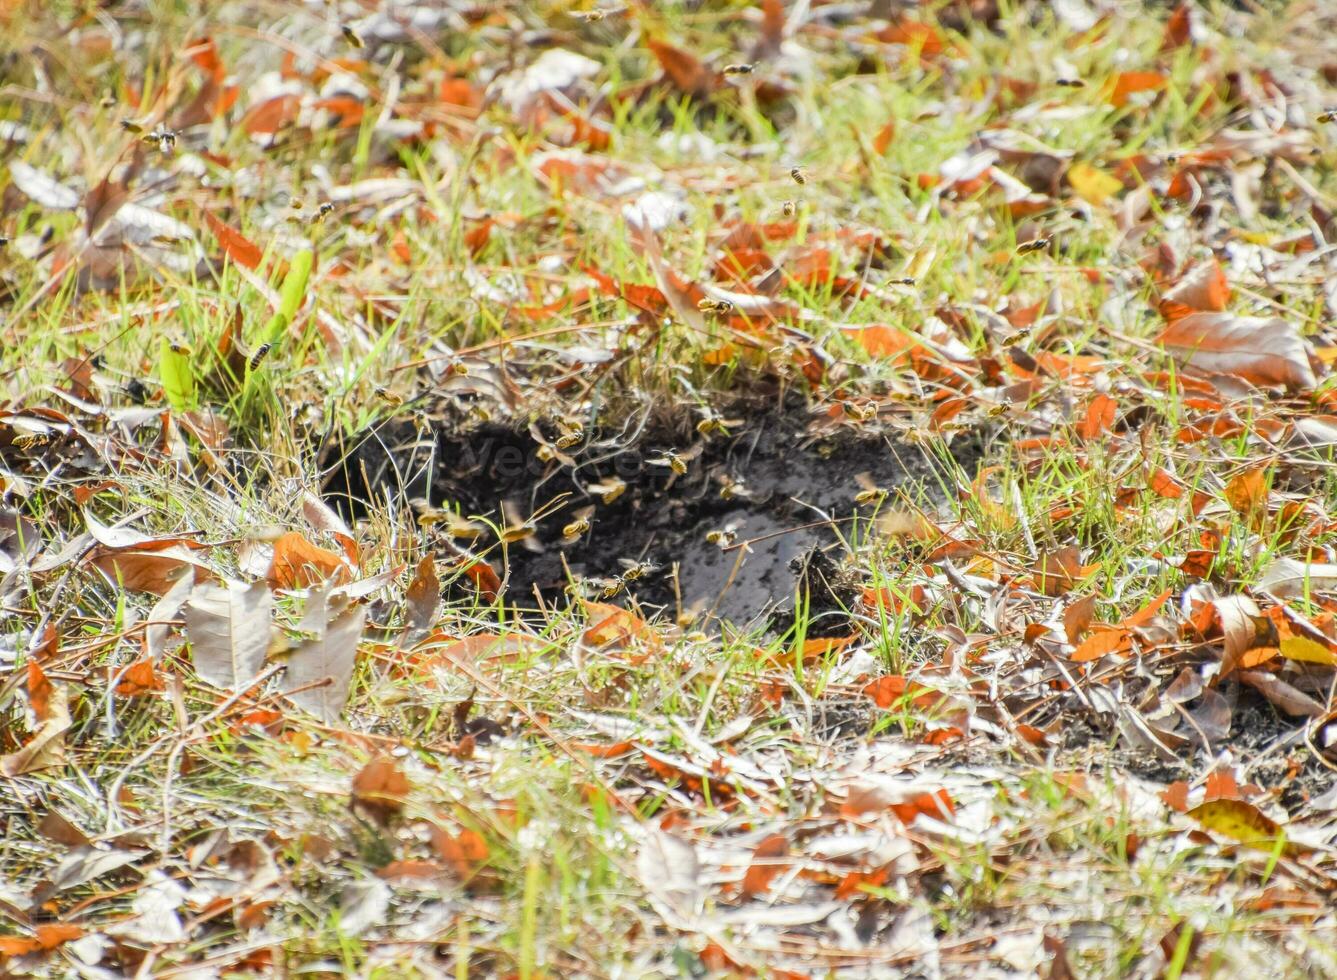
<box><xmin>863</xmin><ymin>675</ymin><xmax>948</xmax><ymax>711</ymax></box>
<box><xmin>0</xmin><ymin>924</ymin><xmax>85</xmax><ymax>958</ymax></box>
<box><xmin>1032</xmin><ymin>546</ymin><xmax>1098</xmax><ymax>597</ymax></box>
<box><xmin>567</xmin><ymin>740</ymin><xmax>634</xmax><ymax>758</ymax></box>
<box><xmin>739</xmin><ymin>833</ymin><xmax>789</xmax><ymax>897</ymax></box>
<box><xmin>1224</xmin><ymin>467</ymin><xmax>1268</xmax><ymax>521</ymax></box>
<box><xmin>1077</xmin><ymin>392</ymin><xmax>1117</xmax><ymax>441</ymax></box>
<box><xmin>1070</xmin><ymin>626</ymin><xmax>1132</xmax><ymax>663</ymax></box>
<box><xmin>267</xmin><ymin>531</ymin><xmax>351</xmax><ymax>590</ymax></box>
<box><xmin>202</xmin><ymin>210</ymin><xmax>263</xmax><ymax>270</ymax></box>
<box><xmin>350</xmin><ymin>756</ymin><xmax>411</xmax><ymax>824</ymax></box>
<box><xmin>114</xmin><ymin>658</ymin><xmax>164</xmax><ymax>697</ymax></box>
<box><xmin>646</xmin><ymin>38</ymin><xmax>720</xmax><ymax>97</ymax></box>
<box><xmin>431</xmin><ymin>825</ymin><xmax>490</xmax><ymax>878</ymax></box>
<box><xmin>1105</xmin><ymin>71</ymin><xmax>1167</xmax><ymax>108</ymax></box>
<box><xmin>242</xmin><ymin>93</ymin><xmax>300</xmax><ymax>136</ymax></box>
<box><xmin>1159</xmin><ymin>258</ymin><xmax>1229</xmax><ymax>317</ymax></box>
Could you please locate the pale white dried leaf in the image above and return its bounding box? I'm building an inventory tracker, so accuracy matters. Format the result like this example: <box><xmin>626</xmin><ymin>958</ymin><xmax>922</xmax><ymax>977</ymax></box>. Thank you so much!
<box><xmin>636</xmin><ymin>827</ymin><xmax>702</xmax><ymax>921</ymax></box>
<box><xmin>8</xmin><ymin>160</ymin><xmax>80</xmax><ymax>210</ymax></box>
<box><xmin>106</xmin><ymin>872</ymin><xmax>186</xmax><ymax>944</ymax></box>
<box><xmin>185</xmin><ymin>580</ymin><xmax>273</xmax><ymax>691</ymax></box>
<box><xmin>1256</xmin><ymin>558</ymin><xmax>1337</xmax><ymax>598</ymax></box>
<box><xmin>285</xmin><ymin>599</ymin><xmax>366</xmax><ymax>723</ymax></box>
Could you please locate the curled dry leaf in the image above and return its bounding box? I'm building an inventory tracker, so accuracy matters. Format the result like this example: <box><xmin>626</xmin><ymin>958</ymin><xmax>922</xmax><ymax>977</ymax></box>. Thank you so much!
<box><xmin>1159</xmin><ymin>258</ymin><xmax>1229</xmax><ymax>317</ymax></box>
<box><xmin>351</xmin><ymin>755</ymin><xmax>411</xmax><ymax>824</ymax></box>
<box><xmin>1238</xmin><ymin>671</ymin><xmax>1325</xmax><ymax>717</ymax></box>
<box><xmin>405</xmin><ymin>555</ymin><xmax>440</xmax><ymax>632</ymax></box>
<box><xmin>1156</xmin><ymin>312</ymin><xmax>1318</xmax><ymax>391</ymax></box>
<box><xmin>267</xmin><ymin>531</ymin><xmax>353</xmax><ymax>590</ymax></box>
<box><xmin>0</xmin><ymin>661</ymin><xmax>71</xmax><ymax>776</ymax></box>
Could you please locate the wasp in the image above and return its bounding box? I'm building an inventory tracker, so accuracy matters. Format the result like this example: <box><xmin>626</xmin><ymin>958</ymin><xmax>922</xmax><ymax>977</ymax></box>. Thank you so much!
<box><xmin>790</xmin><ymin>167</ymin><xmax>806</xmax><ymax>185</ymax></box>
<box><xmin>315</xmin><ymin>202</ymin><xmax>335</xmax><ymax>221</ymax></box>
<box><xmin>1318</xmin><ymin>109</ymin><xmax>1337</xmax><ymax>124</ymax></box>
<box><xmin>723</xmin><ymin>63</ymin><xmax>755</xmax><ymax>76</ymax></box>
<box><xmin>697</xmin><ymin>298</ymin><xmax>734</xmax><ymax>315</ymax></box>
<box><xmin>563</xmin><ymin>517</ymin><xmax>592</xmax><ymax>540</ymax></box>
<box><xmin>12</xmin><ymin>433</ymin><xmax>49</xmax><ymax>450</ymax></box>
<box><xmin>555</xmin><ymin>431</ymin><xmax>582</xmax><ymax>450</ymax></box>
<box><xmin>341</xmin><ymin>24</ymin><xmax>364</xmax><ymax>48</ymax></box>
<box><xmin>855</xmin><ymin>486</ymin><xmax>889</xmax><ymax>505</ymax></box>
<box><xmin>500</xmin><ymin>522</ymin><xmax>537</xmax><ymax>544</ymax></box>
<box><xmin>706</xmin><ymin>526</ymin><xmax>737</xmax><ymax>547</ymax></box>
<box><xmin>718</xmin><ymin>474</ymin><xmax>749</xmax><ymax>500</ymax></box>
<box><xmin>654</xmin><ymin>451</ymin><xmax>688</xmax><ymax>475</ymax></box>
<box><xmin>1016</xmin><ymin>237</ymin><xmax>1051</xmax><ymax>254</ymax></box>
<box><xmin>248</xmin><ymin>343</ymin><xmax>272</xmax><ymax>371</ymax></box>
<box><xmin>120</xmin><ymin>119</ymin><xmax>145</xmax><ymax>135</ymax></box>
<box><xmin>587</xmin><ymin>477</ymin><xmax>627</xmax><ymax>504</ymax></box>
<box><xmin>781</xmin><ymin>200</ymin><xmax>797</xmax><ymax>217</ymax></box>
<box><xmin>696</xmin><ymin>409</ymin><xmax>741</xmax><ymax>437</ymax></box>
<box><xmin>572</xmin><ymin>6</ymin><xmax>626</xmax><ymax>22</ymax></box>
<box><xmin>887</xmin><ymin>276</ymin><xmax>916</xmax><ymax>286</ymax></box>
<box><xmin>618</xmin><ymin>558</ymin><xmax>658</xmax><ymax>581</ymax></box>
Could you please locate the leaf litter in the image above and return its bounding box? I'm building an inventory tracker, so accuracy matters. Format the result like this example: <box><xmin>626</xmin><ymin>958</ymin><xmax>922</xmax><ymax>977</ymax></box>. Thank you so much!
<box><xmin>2</xmin><ymin>0</ymin><xmax>1337</xmax><ymax>976</ymax></box>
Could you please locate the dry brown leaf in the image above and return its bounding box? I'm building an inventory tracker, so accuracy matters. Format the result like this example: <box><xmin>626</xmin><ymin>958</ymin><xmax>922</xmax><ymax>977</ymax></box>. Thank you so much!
<box><xmin>405</xmin><ymin>556</ymin><xmax>440</xmax><ymax>632</ymax></box>
<box><xmin>351</xmin><ymin>756</ymin><xmax>410</xmax><ymax>824</ymax></box>
<box><xmin>1</xmin><ymin>661</ymin><xmax>71</xmax><ymax>776</ymax></box>
<box><xmin>1032</xmin><ymin>546</ymin><xmax>1097</xmax><ymax>597</ymax></box>
<box><xmin>1070</xmin><ymin>626</ymin><xmax>1132</xmax><ymax>663</ymax></box>
<box><xmin>88</xmin><ymin>544</ymin><xmax>214</xmax><ymax>596</ymax></box>
<box><xmin>1157</xmin><ymin>312</ymin><xmax>1317</xmax><ymax>391</ymax></box>
<box><xmin>739</xmin><ymin>833</ymin><xmax>789</xmax><ymax>897</ymax></box>
<box><xmin>202</xmin><ymin>210</ymin><xmax>263</xmax><ymax>270</ymax></box>
<box><xmin>1063</xmin><ymin>594</ymin><xmax>1098</xmax><ymax>644</ymax></box>
<box><xmin>1224</xmin><ymin>467</ymin><xmax>1268</xmax><ymax>519</ymax></box>
<box><xmin>646</xmin><ymin>38</ymin><xmax>721</xmax><ymax>97</ymax></box>
<box><xmin>1210</xmin><ymin>594</ymin><xmax>1264</xmax><ymax>672</ymax></box>
<box><xmin>1186</xmin><ymin>798</ymin><xmax>1295</xmax><ymax>853</ymax></box>
<box><xmin>1238</xmin><ymin>671</ymin><xmax>1325</xmax><ymax>717</ymax></box>
<box><xmin>267</xmin><ymin>531</ymin><xmax>352</xmax><ymax>590</ymax></box>
<box><xmin>1159</xmin><ymin>258</ymin><xmax>1230</xmax><ymax>317</ymax></box>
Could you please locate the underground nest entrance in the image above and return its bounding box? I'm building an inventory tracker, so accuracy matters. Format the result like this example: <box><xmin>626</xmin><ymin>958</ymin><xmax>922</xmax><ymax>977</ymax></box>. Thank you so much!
<box><xmin>325</xmin><ymin>404</ymin><xmax>981</xmax><ymax>633</ymax></box>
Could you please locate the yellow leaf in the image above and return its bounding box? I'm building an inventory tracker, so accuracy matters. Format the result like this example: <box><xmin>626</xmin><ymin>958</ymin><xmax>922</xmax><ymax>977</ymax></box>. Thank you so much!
<box><xmin>1067</xmin><ymin>161</ymin><xmax>1122</xmax><ymax>205</ymax></box>
<box><xmin>1186</xmin><ymin>799</ymin><xmax>1295</xmax><ymax>854</ymax></box>
<box><xmin>1279</xmin><ymin>635</ymin><xmax>1337</xmax><ymax>666</ymax></box>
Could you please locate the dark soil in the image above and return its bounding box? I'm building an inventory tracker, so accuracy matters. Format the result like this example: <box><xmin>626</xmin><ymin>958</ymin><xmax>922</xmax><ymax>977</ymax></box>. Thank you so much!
<box><xmin>324</xmin><ymin>395</ymin><xmax>984</xmax><ymax>632</ymax></box>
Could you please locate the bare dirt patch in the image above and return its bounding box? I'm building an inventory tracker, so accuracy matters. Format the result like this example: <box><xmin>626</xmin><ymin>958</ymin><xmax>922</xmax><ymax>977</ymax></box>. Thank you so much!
<box><xmin>326</xmin><ymin>395</ymin><xmax>984</xmax><ymax>632</ymax></box>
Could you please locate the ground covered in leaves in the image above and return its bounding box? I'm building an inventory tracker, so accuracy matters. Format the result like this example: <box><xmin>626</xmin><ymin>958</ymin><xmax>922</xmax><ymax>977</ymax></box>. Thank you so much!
<box><xmin>3</xmin><ymin>0</ymin><xmax>1337</xmax><ymax>976</ymax></box>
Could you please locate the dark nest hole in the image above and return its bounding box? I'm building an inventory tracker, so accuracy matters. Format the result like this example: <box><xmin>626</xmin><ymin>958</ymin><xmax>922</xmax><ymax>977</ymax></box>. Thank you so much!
<box><xmin>323</xmin><ymin>396</ymin><xmax>985</xmax><ymax>634</ymax></box>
